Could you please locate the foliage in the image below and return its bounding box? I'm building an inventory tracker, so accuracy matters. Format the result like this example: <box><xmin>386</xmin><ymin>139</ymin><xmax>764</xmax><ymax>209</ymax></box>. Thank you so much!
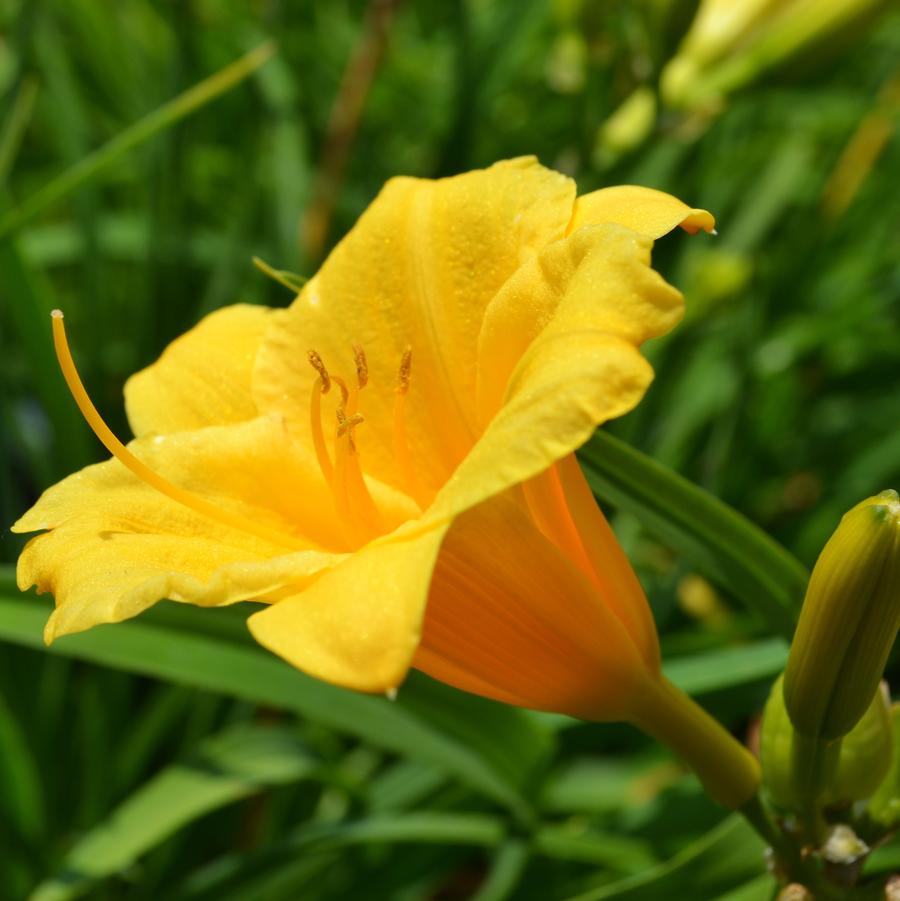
<box><xmin>1</xmin><ymin>0</ymin><xmax>899</xmax><ymax>897</ymax></box>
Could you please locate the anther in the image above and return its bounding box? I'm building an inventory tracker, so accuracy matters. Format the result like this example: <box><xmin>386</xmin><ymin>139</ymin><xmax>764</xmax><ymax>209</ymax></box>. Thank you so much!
<box><xmin>307</xmin><ymin>350</ymin><xmax>331</xmax><ymax>393</ymax></box>
<box><xmin>397</xmin><ymin>346</ymin><xmax>412</xmax><ymax>394</ymax></box>
<box><xmin>352</xmin><ymin>343</ymin><xmax>368</xmax><ymax>390</ymax></box>
<box><xmin>336</xmin><ymin>411</ymin><xmax>365</xmax><ymax>440</ymax></box>
<box><xmin>332</xmin><ymin>376</ymin><xmax>350</xmax><ymax>412</ymax></box>
<box><xmin>393</xmin><ymin>345</ymin><xmax>428</xmax><ymax>510</ymax></box>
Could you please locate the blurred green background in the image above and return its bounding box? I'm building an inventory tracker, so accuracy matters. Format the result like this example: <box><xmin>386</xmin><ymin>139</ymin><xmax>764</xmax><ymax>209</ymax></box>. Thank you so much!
<box><xmin>1</xmin><ymin>1</ymin><xmax>899</xmax><ymax>898</ymax></box>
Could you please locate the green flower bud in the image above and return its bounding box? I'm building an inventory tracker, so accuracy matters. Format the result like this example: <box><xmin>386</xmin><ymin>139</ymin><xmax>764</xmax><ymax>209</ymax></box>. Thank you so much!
<box><xmin>783</xmin><ymin>491</ymin><xmax>900</xmax><ymax>741</ymax></box>
<box><xmin>826</xmin><ymin>682</ymin><xmax>891</xmax><ymax>805</ymax></box>
<box><xmin>760</xmin><ymin>675</ymin><xmax>890</xmax><ymax>810</ymax></box>
<box><xmin>868</xmin><ymin>703</ymin><xmax>900</xmax><ymax>827</ymax></box>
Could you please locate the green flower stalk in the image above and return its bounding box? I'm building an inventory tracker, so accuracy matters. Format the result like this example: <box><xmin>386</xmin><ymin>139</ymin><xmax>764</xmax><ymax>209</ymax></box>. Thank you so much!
<box><xmin>784</xmin><ymin>490</ymin><xmax>900</xmax><ymax>742</ymax></box>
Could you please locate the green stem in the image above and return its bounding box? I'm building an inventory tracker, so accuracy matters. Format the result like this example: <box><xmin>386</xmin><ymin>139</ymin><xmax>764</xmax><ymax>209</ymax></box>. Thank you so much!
<box><xmin>629</xmin><ymin>675</ymin><xmax>761</xmax><ymax>809</ymax></box>
<box><xmin>791</xmin><ymin>731</ymin><xmax>840</xmax><ymax>845</ymax></box>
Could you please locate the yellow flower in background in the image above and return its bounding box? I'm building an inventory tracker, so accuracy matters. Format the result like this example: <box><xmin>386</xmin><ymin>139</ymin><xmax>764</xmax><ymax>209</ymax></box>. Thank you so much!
<box><xmin>16</xmin><ymin>157</ymin><xmax>718</xmax><ymax>734</ymax></box>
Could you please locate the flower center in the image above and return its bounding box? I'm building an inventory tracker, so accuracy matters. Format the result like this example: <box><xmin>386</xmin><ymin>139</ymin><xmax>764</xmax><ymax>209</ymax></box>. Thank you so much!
<box><xmin>306</xmin><ymin>343</ymin><xmax>426</xmax><ymax>545</ymax></box>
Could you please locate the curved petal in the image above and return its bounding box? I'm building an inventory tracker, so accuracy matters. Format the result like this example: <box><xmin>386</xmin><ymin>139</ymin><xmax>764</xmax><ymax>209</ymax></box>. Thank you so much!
<box><xmin>248</xmin><ymin>520</ymin><xmax>449</xmax><ymax>692</ymax></box>
<box><xmin>413</xmin><ymin>490</ymin><xmax>653</xmax><ymax>720</ymax></box>
<box><xmin>20</xmin><ymin>523</ymin><xmax>334</xmax><ymax>643</ymax></box>
<box><xmin>252</xmin><ymin>157</ymin><xmax>576</xmax><ymax>496</ymax></box>
<box><xmin>13</xmin><ymin>417</ymin><xmax>356</xmax><ymax>639</ymax></box>
<box><xmin>568</xmin><ymin>186</ymin><xmax>715</xmax><ymax>238</ymax></box>
<box><xmin>423</xmin><ymin>224</ymin><xmax>680</xmax><ymax>530</ymax></box>
<box><xmin>125</xmin><ymin>304</ymin><xmax>276</xmax><ymax>438</ymax></box>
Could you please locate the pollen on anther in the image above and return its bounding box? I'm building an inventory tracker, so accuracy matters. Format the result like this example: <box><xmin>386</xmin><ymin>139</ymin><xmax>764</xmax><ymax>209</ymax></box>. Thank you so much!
<box><xmin>337</xmin><ymin>411</ymin><xmax>364</xmax><ymax>438</ymax></box>
<box><xmin>352</xmin><ymin>343</ymin><xmax>368</xmax><ymax>389</ymax></box>
<box><xmin>397</xmin><ymin>346</ymin><xmax>412</xmax><ymax>394</ymax></box>
<box><xmin>307</xmin><ymin>350</ymin><xmax>331</xmax><ymax>393</ymax></box>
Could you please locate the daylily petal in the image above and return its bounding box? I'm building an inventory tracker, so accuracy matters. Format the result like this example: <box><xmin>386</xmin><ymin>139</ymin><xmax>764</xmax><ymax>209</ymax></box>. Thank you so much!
<box><xmin>441</xmin><ymin>224</ymin><xmax>680</xmax><ymax>524</ymax></box>
<box><xmin>248</xmin><ymin>521</ymin><xmax>449</xmax><ymax>692</ymax></box>
<box><xmin>568</xmin><ymin>185</ymin><xmax>715</xmax><ymax>238</ymax></box>
<box><xmin>252</xmin><ymin>157</ymin><xmax>575</xmax><ymax>497</ymax></box>
<box><xmin>13</xmin><ymin>417</ymin><xmax>356</xmax><ymax>639</ymax></box>
<box><xmin>523</xmin><ymin>455</ymin><xmax>661</xmax><ymax>671</ymax></box>
<box><xmin>20</xmin><ymin>522</ymin><xmax>334</xmax><ymax>643</ymax></box>
<box><xmin>125</xmin><ymin>304</ymin><xmax>276</xmax><ymax>438</ymax></box>
<box><xmin>413</xmin><ymin>490</ymin><xmax>653</xmax><ymax>720</ymax></box>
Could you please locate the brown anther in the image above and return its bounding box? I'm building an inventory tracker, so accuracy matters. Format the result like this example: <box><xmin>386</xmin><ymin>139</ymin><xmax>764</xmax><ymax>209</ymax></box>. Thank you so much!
<box><xmin>307</xmin><ymin>350</ymin><xmax>331</xmax><ymax>393</ymax></box>
<box><xmin>336</xmin><ymin>411</ymin><xmax>365</xmax><ymax>438</ymax></box>
<box><xmin>352</xmin><ymin>344</ymin><xmax>368</xmax><ymax>389</ymax></box>
<box><xmin>331</xmin><ymin>375</ymin><xmax>350</xmax><ymax>413</ymax></box>
<box><xmin>396</xmin><ymin>346</ymin><xmax>412</xmax><ymax>395</ymax></box>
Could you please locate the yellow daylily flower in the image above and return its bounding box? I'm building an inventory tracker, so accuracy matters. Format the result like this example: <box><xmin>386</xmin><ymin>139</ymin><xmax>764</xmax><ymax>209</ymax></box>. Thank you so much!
<box><xmin>14</xmin><ymin>158</ymin><xmax>759</xmax><ymax>807</ymax></box>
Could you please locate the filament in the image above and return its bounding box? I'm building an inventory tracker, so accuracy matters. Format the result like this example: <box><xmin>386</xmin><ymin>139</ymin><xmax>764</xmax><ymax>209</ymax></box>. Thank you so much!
<box><xmin>51</xmin><ymin>310</ymin><xmax>308</xmax><ymax>551</ymax></box>
<box><xmin>307</xmin><ymin>350</ymin><xmax>334</xmax><ymax>486</ymax></box>
<box><xmin>331</xmin><ymin>375</ymin><xmax>381</xmax><ymax>542</ymax></box>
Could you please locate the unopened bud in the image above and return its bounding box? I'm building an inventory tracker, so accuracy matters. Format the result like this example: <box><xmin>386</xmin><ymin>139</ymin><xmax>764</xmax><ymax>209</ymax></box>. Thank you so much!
<box><xmin>869</xmin><ymin>703</ymin><xmax>900</xmax><ymax>827</ymax></box>
<box><xmin>826</xmin><ymin>682</ymin><xmax>891</xmax><ymax>805</ymax></box>
<box><xmin>760</xmin><ymin>674</ymin><xmax>890</xmax><ymax>809</ymax></box>
<box><xmin>783</xmin><ymin>491</ymin><xmax>900</xmax><ymax>741</ymax></box>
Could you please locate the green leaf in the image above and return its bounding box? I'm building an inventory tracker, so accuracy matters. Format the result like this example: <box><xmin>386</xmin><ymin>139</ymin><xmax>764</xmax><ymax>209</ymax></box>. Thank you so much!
<box><xmin>30</xmin><ymin>724</ymin><xmax>317</xmax><ymax>901</ymax></box>
<box><xmin>564</xmin><ymin>814</ymin><xmax>767</xmax><ymax>901</ymax></box>
<box><xmin>0</xmin><ymin>582</ymin><xmax>536</xmax><ymax>821</ymax></box>
<box><xmin>663</xmin><ymin>638</ymin><xmax>788</xmax><ymax>696</ymax></box>
<box><xmin>0</xmin><ymin>691</ymin><xmax>44</xmax><ymax>841</ymax></box>
<box><xmin>0</xmin><ymin>42</ymin><xmax>276</xmax><ymax>240</ymax></box>
<box><xmin>579</xmin><ymin>430</ymin><xmax>807</xmax><ymax>639</ymax></box>
<box><xmin>471</xmin><ymin>840</ymin><xmax>529</xmax><ymax>901</ymax></box>
<box><xmin>714</xmin><ymin>874</ymin><xmax>777</xmax><ymax>901</ymax></box>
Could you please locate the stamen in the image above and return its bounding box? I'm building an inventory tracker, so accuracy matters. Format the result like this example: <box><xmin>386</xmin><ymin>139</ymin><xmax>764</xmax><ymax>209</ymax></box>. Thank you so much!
<box><xmin>331</xmin><ymin>375</ymin><xmax>381</xmax><ymax>542</ymax></box>
<box><xmin>393</xmin><ymin>347</ymin><xmax>428</xmax><ymax>509</ymax></box>
<box><xmin>51</xmin><ymin>310</ymin><xmax>308</xmax><ymax>551</ymax></box>
<box><xmin>308</xmin><ymin>379</ymin><xmax>333</xmax><ymax>486</ymax></box>
<box><xmin>307</xmin><ymin>350</ymin><xmax>331</xmax><ymax>393</ymax></box>
<box><xmin>352</xmin><ymin>343</ymin><xmax>368</xmax><ymax>390</ymax></box>
<box><xmin>307</xmin><ymin>351</ymin><xmax>334</xmax><ymax>485</ymax></box>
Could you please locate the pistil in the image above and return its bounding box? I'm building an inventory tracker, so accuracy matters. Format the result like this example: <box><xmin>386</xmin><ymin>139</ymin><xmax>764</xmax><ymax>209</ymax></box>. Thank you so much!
<box><xmin>51</xmin><ymin>310</ymin><xmax>309</xmax><ymax>551</ymax></box>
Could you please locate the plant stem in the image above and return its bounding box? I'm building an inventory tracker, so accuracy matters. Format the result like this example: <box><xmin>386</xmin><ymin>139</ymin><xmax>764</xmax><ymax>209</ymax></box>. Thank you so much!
<box><xmin>629</xmin><ymin>675</ymin><xmax>761</xmax><ymax>809</ymax></box>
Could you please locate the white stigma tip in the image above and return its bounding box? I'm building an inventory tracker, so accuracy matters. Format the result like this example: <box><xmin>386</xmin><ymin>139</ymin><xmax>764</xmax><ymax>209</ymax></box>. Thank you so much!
<box><xmin>51</xmin><ymin>309</ymin><xmax>63</xmax><ymax>319</ymax></box>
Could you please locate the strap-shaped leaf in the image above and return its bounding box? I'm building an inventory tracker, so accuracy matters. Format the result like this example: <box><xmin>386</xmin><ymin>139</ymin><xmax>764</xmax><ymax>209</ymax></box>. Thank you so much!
<box><xmin>31</xmin><ymin>725</ymin><xmax>317</xmax><ymax>901</ymax></box>
<box><xmin>565</xmin><ymin>814</ymin><xmax>767</xmax><ymax>901</ymax></box>
<box><xmin>0</xmin><ymin>582</ymin><xmax>544</xmax><ymax>822</ymax></box>
<box><xmin>579</xmin><ymin>431</ymin><xmax>808</xmax><ymax>639</ymax></box>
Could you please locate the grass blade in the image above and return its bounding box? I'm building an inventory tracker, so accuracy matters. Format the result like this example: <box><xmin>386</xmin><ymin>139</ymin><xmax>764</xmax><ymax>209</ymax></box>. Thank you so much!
<box><xmin>30</xmin><ymin>724</ymin><xmax>317</xmax><ymax>901</ymax></box>
<box><xmin>0</xmin><ymin>584</ymin><xmax>534</xmax><ymax>820</ymax></box>
<box><xmin>0</xmin><ymin>42</ymin><xmax>276</xmax><ymax>240</ymax></box>
<box><xmin>579</xmin><ymin>430</ymin><xmax>807</xmax><ymax>639</ymax></box>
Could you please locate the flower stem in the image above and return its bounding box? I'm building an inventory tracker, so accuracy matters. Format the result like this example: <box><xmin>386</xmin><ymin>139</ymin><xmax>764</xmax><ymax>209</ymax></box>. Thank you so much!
<box><xmin>629</xmin><ymin>675</ymin><xmax>760</xmax><ymax>809</ymax></box>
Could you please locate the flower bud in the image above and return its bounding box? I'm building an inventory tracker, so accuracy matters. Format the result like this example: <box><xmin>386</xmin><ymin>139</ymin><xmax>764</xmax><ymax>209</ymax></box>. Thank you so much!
<box><xmin>760</xmin><ymin>675</ymin><xmax>890</xmax><ymax>809</ymax></box>
<box><xmin>825</xmin><ymin>681</ymin><xmax>892</xmax><ymax>805</ymax></box>
<box><xmin>868</xmin><ymin>703</ymin><xmax>900</xmax><ymax>827</ymax></box>
<box><xmin>783</xmin><ymin>491</ymin><xmax>900</xmax><ymax>741</ymax></box>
